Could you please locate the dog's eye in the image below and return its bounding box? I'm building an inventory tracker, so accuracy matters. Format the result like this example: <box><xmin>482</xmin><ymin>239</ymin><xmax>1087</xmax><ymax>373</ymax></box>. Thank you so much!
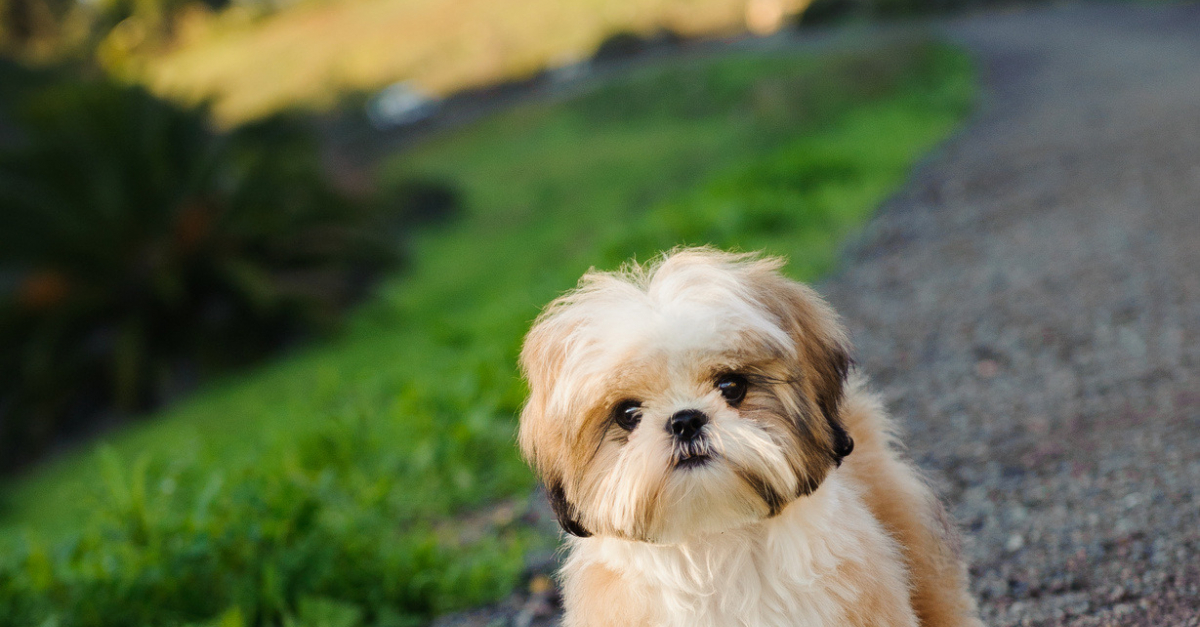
<box><xmin>613</xmin><ymin>400</ymin><xmax>642</xmax><ymax>431</ymax></box>
<box><xmin>716</xmin><ymin>374</ymin><xmax>748</xmax><ymax>405</ymax></box>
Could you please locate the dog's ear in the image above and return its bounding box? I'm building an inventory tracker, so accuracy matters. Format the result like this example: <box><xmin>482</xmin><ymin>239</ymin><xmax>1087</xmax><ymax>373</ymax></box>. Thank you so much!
<box><xmin>517</xmin><ymin>302</ymin><xmax>576</xmax><ymax>476</ymax></box>
<box><xmin>746</xmin><ymin>261</ymin><xmax>855</xmax><ymax>468</ymax></box>
<box><xmin>546</xmin><ymin>479</ymin><xmax>592</xmax><ymax>537</ymax></box>
<box><xmin>520</xmin><ymin>309</ymin><xmax>593</xmax><ymax>537</ymax></box>
<box><xmin>808</xmin><ymin>326</ymin><xmax>854</xmax><ymax>466</ymax></box>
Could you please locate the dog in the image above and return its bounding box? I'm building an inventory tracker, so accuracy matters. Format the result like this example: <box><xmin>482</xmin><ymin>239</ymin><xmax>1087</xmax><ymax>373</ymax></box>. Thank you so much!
<box><xmin>518</xmin><ymin>248</ymin><xmax>984</xmax><ymax>627</ymax></box>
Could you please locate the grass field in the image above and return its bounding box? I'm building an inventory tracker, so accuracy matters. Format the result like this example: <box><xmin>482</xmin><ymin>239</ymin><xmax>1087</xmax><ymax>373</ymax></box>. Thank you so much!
<box><xmin>0</xmin><ymin>36</ymin><xmax>975</xmax><ymax>626</ymax></box>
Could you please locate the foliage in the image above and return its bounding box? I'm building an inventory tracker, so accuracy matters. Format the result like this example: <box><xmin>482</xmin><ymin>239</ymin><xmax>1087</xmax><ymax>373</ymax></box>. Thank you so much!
<box><xmin>0</xmin><ymin>39</ymin><xmax>975</xmax><ymax>625</ymax></box>
<box><xmin>0</xmin><ymin>416</ymin><xmax>535</xmax><ymax>626</ymax></box>
<box><xmin>0</xmin><ymin>63</ymin><xmax>403</xmax><ymax>470</ymax></box>
<box><xmin>0</xmin><ymin>0</ymin><xmax>74</xmax><ymax>54</ymax></box>
<box><xmin>591</xmin><ymin>29</ymin><xmax>681</xmax><ymax>63</ymax></box>
<box><xmin>798</xmin><ymin>0</ymin><xmax>1020</xmax><ymax>25</ymax></box>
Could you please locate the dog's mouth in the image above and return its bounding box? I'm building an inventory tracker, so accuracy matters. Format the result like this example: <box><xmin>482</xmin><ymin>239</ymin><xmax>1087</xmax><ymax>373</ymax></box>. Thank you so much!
<box><xmin>675</xmin><ymin>453</ymin><xmax>712</xmax><ymax>469</ymax></box>
<box><xmin>674</xmin><ymin>440</ymin><xmax>714</xmax><ymax>469</ymax></box>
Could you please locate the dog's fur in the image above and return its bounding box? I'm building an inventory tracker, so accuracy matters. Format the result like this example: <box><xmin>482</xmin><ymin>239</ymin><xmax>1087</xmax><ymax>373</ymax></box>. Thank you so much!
<box><xmin>519</xmin><ymin>248</ymin><xmax>983</xmax><ymax>627</ymax></box>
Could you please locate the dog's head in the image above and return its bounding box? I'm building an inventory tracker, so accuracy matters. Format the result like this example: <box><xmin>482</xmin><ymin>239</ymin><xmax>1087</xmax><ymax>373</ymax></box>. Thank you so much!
<box><xmin>518</xmin><ymin>248</ymin><xmax>854</xmax><ymax>544</ymax></box>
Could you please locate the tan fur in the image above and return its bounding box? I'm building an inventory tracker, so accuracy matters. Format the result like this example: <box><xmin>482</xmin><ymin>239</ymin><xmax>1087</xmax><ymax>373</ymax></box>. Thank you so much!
<box><xmin>519</xmin><ymin>248</ymin><xmax>983</xmax><ymax>627</ymax></box>
<box><xmin>838</xmin><ymin>551</ymin><xmax>922</xmax><ymax>627</ymax></box>
<box><xmin>561</xmin><ymin>562</ymin><xmax>654</xmax><ymax>627</ymax></box>
<box><xmin>840</xmin><ymin>382</ymin><xmax>986</xmax><ymax>627</ymax></box>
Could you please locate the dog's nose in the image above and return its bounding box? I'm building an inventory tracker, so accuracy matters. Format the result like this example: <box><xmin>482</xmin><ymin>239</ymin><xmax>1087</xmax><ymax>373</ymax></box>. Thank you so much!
<box><xmin>668</xmin><ymin>410</ymin><xmax>708</xmax><ymax>442</ymax></box>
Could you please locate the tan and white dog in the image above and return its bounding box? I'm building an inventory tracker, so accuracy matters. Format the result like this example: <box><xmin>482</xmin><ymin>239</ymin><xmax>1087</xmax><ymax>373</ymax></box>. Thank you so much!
<box><xmin>518</xmin><ymin>248</ymin><xmax>983</xmax><ymax>627</ymax></box>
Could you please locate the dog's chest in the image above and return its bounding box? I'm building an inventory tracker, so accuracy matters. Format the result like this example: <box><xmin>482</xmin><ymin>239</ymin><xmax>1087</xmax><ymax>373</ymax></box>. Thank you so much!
<box><xmin>569</xmin><ymin>476</ymin><xmax>906</xmax><ymax>627</ymax></box>
<box><xmin>590</xmin><ymin>512</ymin><xmax>861</xmax><ymax>627</ymax></box>
<box><xmin>626</xmin><ymin>544</ymin><xmax>848</xmax><ymax>627</ymax></box>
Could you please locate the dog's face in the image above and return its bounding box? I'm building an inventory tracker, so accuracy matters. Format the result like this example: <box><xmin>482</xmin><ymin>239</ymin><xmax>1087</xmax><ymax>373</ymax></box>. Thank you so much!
<box><xmin>519</xmin><ymin>249</ymin><xmax>853</xmax><ymax>544</ymax></box>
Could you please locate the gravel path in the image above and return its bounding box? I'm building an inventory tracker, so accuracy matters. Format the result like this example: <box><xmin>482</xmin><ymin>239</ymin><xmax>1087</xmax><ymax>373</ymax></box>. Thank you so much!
<box><xmin>438</xmin><ymin>3</ymin><xmax>1200</xmax><ymax>625</ymax></box>
<box><xmin>826</xmin><ymin>3</ymin><xmax>1200</xmax><ymax>625</ymax></box>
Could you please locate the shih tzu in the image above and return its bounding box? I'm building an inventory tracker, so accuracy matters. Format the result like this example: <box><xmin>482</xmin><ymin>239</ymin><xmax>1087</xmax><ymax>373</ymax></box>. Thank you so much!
<box><xmin>518</xmin><ymin>248</ymin><xmax>983</xmax><ymax>627</ymax></box>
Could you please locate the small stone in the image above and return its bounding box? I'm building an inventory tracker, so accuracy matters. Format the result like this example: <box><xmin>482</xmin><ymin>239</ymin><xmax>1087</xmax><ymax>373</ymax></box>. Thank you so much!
<box><xmin>975</xmin><ymin>359</ymin><xmax>1000</xmax><ymax>378</ymax></box>
<box><xmin>1006</xmin><ymin>534</ymin><xmax>1025</xmax><ymax>551</ymax></box>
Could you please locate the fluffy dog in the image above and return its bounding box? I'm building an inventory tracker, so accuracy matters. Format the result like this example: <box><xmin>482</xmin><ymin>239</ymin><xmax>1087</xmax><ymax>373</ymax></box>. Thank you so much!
<box><xmin>518</xmin><ymin>248</ymin><xmax>983</xmax><ymax>627</ymax></box>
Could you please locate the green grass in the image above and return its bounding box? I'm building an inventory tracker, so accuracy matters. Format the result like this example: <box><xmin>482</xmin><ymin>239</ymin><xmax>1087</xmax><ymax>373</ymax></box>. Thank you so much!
<box><xmin>0</xmin><ymin>36</ymin><xmax>975</xmax><ymax>626</ymax></box>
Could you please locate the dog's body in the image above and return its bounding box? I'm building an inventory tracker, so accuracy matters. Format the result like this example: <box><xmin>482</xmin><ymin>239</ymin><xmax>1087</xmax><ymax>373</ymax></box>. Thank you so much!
<box><xmin>519</xmin><ymin>249</ymin><xmax>982</xmax><ymax>627</ymax></box>
<box><xmin>558</xmin><ymin>379</ymin><xmax>981</xmax><ymax>627</ymax></box>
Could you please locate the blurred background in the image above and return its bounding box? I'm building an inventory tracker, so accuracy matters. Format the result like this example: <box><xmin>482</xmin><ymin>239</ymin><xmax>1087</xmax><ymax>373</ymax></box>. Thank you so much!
<box><xmin>2</xmin><ymin>0</ymin><xmax>1198</xmax><ymax>625</ymax></box>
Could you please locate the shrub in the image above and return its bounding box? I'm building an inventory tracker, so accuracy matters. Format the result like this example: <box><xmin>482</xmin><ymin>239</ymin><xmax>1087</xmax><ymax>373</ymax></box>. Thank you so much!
<box><xmin>797</xmin><ymin>0</ymin><xmax>865</xmax><ymax>26</ymax></box>
<box><xmin>591</xmin><ymin>29</ymin><xmax>682</xmax><ymax>64</ymax></box>
<box><xmin>0</xmin><ymin>65</ymin><xmax>403</xmax><ymax>470</ymax></box>
<box><xmin>797</xmin><ymin>0</ymin><xmax>1018</xmax><ymax>24</ymax></box>
<box><xmin>377</xmin><ymin>177</ymin><xmax>462</xmax><ymax>226</ymax></box>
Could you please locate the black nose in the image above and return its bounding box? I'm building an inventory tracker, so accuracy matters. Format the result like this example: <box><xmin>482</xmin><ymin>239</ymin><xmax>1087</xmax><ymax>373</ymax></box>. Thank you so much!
<box><xmin>668</xmin><ymin>410</ymin><xmax>708</xmax><ymax>442</ymax></box>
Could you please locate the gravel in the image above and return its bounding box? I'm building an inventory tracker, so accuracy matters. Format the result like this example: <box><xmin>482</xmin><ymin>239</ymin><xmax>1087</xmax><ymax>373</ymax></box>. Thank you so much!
<box><xmin>438</xmin><ymin>3</ymin><xmax>1200</xmax><ymax>625</ymax></box>
<box><xmin>826</xmin><ymin>3</ymin><xmax>1200</xmax><ymax>625</ymax></box>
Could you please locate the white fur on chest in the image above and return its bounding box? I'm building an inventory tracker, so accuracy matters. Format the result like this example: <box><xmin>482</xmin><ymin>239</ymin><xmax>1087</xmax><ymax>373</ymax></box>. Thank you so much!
<box><xmin>564</xmin><ymin>474</ymin><xmax>910</xmax><ymax>627</ymax></box>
